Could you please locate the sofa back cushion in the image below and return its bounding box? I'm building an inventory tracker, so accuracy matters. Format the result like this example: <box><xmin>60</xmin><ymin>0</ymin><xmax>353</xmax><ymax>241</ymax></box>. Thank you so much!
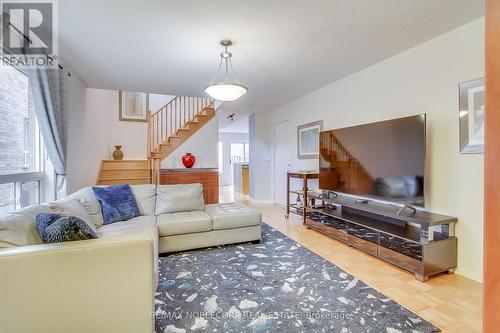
<box><xmin>156</xmin><ymin>184</ymin><xmax>204</xmax><ymax>215</ymax></box>
<box><xmin>68</xmin><ymin>187</ymin><xmax>104</xmax><ymax>228</ymax></box>
<box><xmin>36</xmin><ymin>213</ymin><xmax>98</xmax><ymax>243</ymax></box>
<box><xmin>130</xmin><ymin>184</ymin><xmax>156</xmax><ymax>215</ymax></box>
<box><xmin>92</xmin><ymin>184</ymin><xmax>140</xmax><ymax>225</ymax></box>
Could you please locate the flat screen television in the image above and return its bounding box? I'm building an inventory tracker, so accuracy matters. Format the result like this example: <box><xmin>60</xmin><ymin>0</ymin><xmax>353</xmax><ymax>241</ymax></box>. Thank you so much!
<box><xmin>319</xmin><ymin>114</ymin><xmax>426</xmax><ymax>206</ymax></box>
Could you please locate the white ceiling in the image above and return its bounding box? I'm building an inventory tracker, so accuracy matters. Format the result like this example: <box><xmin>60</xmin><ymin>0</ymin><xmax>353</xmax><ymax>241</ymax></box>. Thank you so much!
<box><xmin>59</xmin><ymin>0</ymin><xmax>484</xmax><ymax>121</ymax></box>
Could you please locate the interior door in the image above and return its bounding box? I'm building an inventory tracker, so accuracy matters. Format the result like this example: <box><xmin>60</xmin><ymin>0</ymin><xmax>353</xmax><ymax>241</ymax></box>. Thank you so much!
<box><xmin>273</xmin><ymin>120</ymin><xmax>291</xmax><ymax>206</ymax></box>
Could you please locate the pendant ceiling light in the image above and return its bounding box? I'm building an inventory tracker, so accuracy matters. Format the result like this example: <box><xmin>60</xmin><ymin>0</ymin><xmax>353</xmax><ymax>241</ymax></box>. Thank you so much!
<box><xmin>205</xmin><ymin>39</ymin><xmax>248</xmax><ymax>102</ymax></box>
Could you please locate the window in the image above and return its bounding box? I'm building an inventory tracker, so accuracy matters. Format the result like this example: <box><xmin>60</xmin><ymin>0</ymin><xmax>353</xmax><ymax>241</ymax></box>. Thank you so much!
<box><xmin>230</xmin><ymin>143</ymin><xmax>244</xmax><ymax>163</ymax></box>
<box><xmin>230</xmin><ymin>143</ymin><xmax>250</xmax><ymax>163</ymax></box>
<box><xmin>0</xmin><ymin>65</ymin><xmax>44</xmax><ymax>215</ymax></box>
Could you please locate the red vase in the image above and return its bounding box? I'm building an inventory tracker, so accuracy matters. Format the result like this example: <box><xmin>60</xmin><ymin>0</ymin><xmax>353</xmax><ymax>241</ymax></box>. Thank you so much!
<box><xmin>182</xmin><ymin>153</ymin><xmax>196</xmax><ymax>168</ymax></box>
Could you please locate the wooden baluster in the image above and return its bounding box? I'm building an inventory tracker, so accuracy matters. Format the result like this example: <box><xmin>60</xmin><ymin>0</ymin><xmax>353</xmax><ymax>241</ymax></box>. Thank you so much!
<box><xmin>168</xmin><ymin>103</ymin><xmax>172</xmax><ymax>137</ymax></box>
<box><xmin>159</xmin><ymin>108</ymin><xmax>162</xmax><ymax>144</ymax></box>
<box><xmin>180</xmin><ymin>96</ymin><xmax>183</xmax><ymax>127</ymax></box>
<box><xmin>147</xmin><ymin>111</ymin><xmax>151</xmax><ymax>157</ymax></box>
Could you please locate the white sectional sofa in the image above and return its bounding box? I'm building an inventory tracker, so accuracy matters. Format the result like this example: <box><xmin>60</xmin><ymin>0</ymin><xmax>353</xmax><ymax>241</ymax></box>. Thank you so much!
<box><xmin>0</xmin><ymin>183</ymin><xmax>261</xmax><ymax>333</ymax></box>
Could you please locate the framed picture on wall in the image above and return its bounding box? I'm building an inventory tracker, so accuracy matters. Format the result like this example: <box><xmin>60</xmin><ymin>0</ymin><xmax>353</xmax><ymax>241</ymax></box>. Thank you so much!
<box><xmin>297</xmin><ymin>120</ymin><xmax>323</xmax><ymax>159</ymax></box>
<box><xmin>459</xmin><ymin>78</ymin><xmax>484</xmax><ymax>153</ymax></box>
<box><xmin>119</xmin><ymin>91</ymin><xmax>149</xmax><ymax>122</ymax></box>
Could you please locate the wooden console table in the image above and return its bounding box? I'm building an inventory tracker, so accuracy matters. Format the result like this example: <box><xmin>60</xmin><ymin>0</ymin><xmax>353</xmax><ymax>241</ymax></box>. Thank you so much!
<box><xmin>285</xmin><ymin>171</ymin><xmax>319</xmax><ymax>219</ymax></box>
<box><xmin>160</xmin><ymin>168</ymin><xmax>219</xmax><ymax>204</ymax></box>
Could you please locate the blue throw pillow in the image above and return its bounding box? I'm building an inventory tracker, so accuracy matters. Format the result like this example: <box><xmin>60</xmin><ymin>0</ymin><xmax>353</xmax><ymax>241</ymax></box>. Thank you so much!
<box><xmin>92</xmin><ymin>184</ymin><xmax>140</xmax><ymax>225</ymax></box>
<box><xmin>36</xmin><ymin>213</ymin><xmax>98</xmax><ymax>243</ymax></box>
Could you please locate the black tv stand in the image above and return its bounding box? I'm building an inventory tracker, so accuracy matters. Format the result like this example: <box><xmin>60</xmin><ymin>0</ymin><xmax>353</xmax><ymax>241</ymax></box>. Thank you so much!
<box><xmin>304</xmin><ymin>193</ymin><xmax>458</xmax><ymax>282</ymax></box>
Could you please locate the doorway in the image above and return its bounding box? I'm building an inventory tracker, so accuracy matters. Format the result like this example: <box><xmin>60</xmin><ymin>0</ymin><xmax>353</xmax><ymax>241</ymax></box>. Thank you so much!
<box><xmin>273</xmin><ymin>120</ymin><xmax>291</xmax><ymax>207</ymax></box>
<box><xmin>218</xmin><ymin>115</ymin><xmax>250</xmax><ymax>202</ymax></box>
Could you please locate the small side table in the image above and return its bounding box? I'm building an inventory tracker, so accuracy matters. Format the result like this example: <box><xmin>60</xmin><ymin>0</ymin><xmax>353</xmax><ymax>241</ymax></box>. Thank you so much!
<box><xmin>285</xmin><ymin>171</ymin><xmax>319</xmax><ymax>221</ymax></box>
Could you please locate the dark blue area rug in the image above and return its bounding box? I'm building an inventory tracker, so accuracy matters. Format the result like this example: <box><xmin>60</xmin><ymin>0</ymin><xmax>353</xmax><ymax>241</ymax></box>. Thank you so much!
<box><xmin>155</xmin><ymin>223</ymin><xmax>439</xmax><ymax>333</ymax></box>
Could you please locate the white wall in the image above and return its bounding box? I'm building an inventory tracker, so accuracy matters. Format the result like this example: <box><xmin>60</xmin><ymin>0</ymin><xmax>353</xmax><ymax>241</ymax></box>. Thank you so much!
<box><xmin>263</xmin><ymin>18</ymin><xmax>484</xmax><ymax>282</ymax></box>
<box><xmin>249</xmin><ymin>112</ymin><xmax>273</xmax><ymax>201</ymax></box>
<box><xmin>161</xmin><ymin>116</ymin><xmax>219</xmax><ymax>169</ymax></box>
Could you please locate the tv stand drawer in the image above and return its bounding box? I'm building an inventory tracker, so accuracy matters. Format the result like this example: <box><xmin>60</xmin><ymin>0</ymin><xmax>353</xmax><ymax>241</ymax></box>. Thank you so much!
<box><xmin>347</xmin><ymin>222</ymin><xmax>378</xmax><ymax>255</ymax></box>
<box><xmin>305</xmin><ymin>212</ymin><xmax>348</xmax><ymax>241</ymax></box>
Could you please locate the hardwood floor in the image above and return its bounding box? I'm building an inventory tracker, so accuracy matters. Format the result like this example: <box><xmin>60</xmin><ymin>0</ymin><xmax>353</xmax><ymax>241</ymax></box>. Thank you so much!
<box><xmin>219</xmin><ymin>185</ymin><xmax>483</xmax><ymax>333</ymax></box>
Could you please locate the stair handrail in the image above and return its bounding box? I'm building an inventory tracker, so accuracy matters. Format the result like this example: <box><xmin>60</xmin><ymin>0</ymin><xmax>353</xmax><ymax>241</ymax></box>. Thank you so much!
<box><xmin>151</xmin><ymin>96</ymin><xmax>179</xmax><ymax>117</ymax></box>
<box><xmin>147</xmin><ymin>96</ymin><xmax>214</xmax><ymax>184</ymax></box>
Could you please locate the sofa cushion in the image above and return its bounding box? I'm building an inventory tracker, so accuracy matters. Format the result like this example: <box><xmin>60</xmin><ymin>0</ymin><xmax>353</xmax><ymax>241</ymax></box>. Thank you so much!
<box><xmin>36</xmin><ymin>213</ymin><xmax>98</xmax><ymax>243</ymax></box>
<box><xmin>156</xmin><ymin>211</ymin><xmax>212</xmax><ymax>237</ymax></box>
<box><xmin>131</xmin><ymin>184</ymin><xmax>156</xmax><ymax>216</ymax></box>
<box><xmin>68</xmin><ymin>187</ymin><xmax>104</xmax><ymax>228</ymax></box>
<box><xmin>0</xmin><ymin>212</ymin><xmax>44</xmax><ymax>248</ymax></box>
<box><xmin>205</xmin><ymin>202</ymin><xmax>261</xmax><ymax>230</ymax></box>
<box><xmin>155</xmin><ymin>184</ymin><xmax>204</xmax><ymax>215</ymax></box>
<box><xmin>92</xmin><ymin>184</ymin><xmax>140</xmax><ymax>225</ymax></box>
<box><xmin>98</xmin><ymin>215</ymin><xmax>157</xmax><ymax>240</ymax></box>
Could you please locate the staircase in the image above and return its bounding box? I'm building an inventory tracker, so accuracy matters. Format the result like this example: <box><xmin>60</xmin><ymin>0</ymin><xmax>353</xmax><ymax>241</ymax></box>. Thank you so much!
<box><xmin>148</xmin><ymin>96</ymin><xmax>215</xmax><ymax>183</ymax></box>
<box><xmin>96</xmin><ymin>96</ymin><xmax>215</xmax><ymax>186</ymax></box>
<box><xmin>96</xmin><ymin>160</ymin><xmax>151</xmax><ymax>185</ymax></box>
<box><xmin>320</xmin><ymin>132</ymin><xmax>374</xmax><ymax>194</ymax></box>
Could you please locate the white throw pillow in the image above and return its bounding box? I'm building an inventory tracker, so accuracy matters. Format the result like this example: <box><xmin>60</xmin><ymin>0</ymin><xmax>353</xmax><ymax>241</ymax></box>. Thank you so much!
<box><xmin>130</xmin><ymin>184</ymin><xmax>156</xmax><ymax>215</ymax></box>
<box><xmin>68</xmin><ymin>187</ymin><xmax>104</xmax><ymax>228</ymax></box>
<box><xmin>155</xmin><ymin>184</ymin><xmax>204</xmax><ymax>215</ymax></box>
<box><xmin>0</xmin><ymin>212</ymin><xmax>43</xmax><ymax>248</ymax></box>
<box><xmin>48</xmin><ymin>198</ymin><xmax>98</xmax><ymax>232</ymax></box>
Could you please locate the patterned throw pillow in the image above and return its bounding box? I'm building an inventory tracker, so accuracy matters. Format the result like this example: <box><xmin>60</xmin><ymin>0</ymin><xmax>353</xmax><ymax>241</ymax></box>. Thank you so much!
<box><xmin>92</xmin><ymin>184</ymin><xmax>140</xmax><ymax>225</ymax></box>
<box><xmin>36</xmin><ymin>213</ymin><xmax>98</xmax><ymax>243</ymax></box>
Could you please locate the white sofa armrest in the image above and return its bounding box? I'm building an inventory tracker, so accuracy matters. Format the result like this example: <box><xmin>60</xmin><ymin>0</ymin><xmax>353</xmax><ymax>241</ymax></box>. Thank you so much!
<box><xmin>0</xmin><ymin>235</ymin><xmax>155</xmax><ymax>333</ymax></box>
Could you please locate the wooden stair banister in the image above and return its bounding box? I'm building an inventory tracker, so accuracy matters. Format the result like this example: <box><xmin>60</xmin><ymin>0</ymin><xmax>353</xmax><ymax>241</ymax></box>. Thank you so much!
<box><xmin>147</xmin><ymin>96</ymin><xmax>215</xmax><ymax>184</ymax></box>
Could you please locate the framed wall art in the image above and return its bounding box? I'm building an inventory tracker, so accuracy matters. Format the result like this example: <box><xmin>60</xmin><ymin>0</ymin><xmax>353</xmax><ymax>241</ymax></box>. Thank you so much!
<box><xmin>297</xmin><ymin>120</ymin><xmax>323</xmax><ymax>159</ymax></box>
<box><xmin>459</xmin><ymin>78</ymin><xmax>484</xmax><ymax>153</ymax></box>
<box><xmin>119</xmin><ymin>91</ymin><xmax>149</xmax><ymax>122</ymax></box>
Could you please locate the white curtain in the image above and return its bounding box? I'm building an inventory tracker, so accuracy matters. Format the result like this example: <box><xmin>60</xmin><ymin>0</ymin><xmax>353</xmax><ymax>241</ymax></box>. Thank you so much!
<box><xmin>28</xmin><ymin>67</ymin><xmax>69</xmax><ymax>199</ymax></box>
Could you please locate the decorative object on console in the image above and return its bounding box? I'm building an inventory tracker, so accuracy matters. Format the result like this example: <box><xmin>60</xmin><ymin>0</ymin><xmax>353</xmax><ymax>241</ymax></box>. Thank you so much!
<box><xmin>155</xmin><ymin>224</ymin><xmax>440</xmax><ymax>333</ymax></box>
<box><xmin>36</xmin><ymin>213</ymin><xmax>97</xmax><ymax>243</ymax></box>
<box><xmin>112</xmin><ymin>145</ymin><xmax>124</xmax><ymax>160</ymax></box>
<box><xmin>119</xmin><ymin>91</ymin><xmax>149</xmax><ymax>122</ymax></box>
<box><xmin>459</xmin><ymin>77</ymin><xmax>484</xmax><ymax>153</ymax></box>
<box><xmin>92</xmin><ymin>184</ymin><xmax>140</xmax><ymax>225</ymax></box>
<box><xmin>181</xmin><ymin>152</ymin><xmax>196</xmax><ymax>168</ymax></box>
<box><xmin>297</xmin><ymin>120</ymin><xmax>323</xmax><ymax>159</ymax></box>
<box><xmin>295</xmin><ymin>193</ymin><xmax>302</xmax><ymax>208</ymax></box>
